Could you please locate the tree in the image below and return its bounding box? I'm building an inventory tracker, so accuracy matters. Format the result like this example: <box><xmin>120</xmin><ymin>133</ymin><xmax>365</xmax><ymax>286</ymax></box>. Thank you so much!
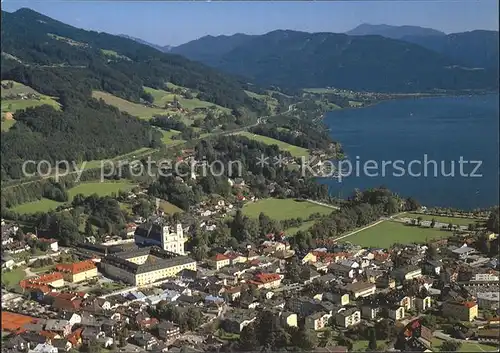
<box><xmin>239</xmin><ymin>325</ymin><xmax>259</xmax><ymax>351</ymax></box>
<box><xmin>448</xmin><ymin>223</ymin><xmax>453</xmax><ymax>230</ymax></box>
<box><xmin>132</xmin><ymin>199</ymin><xmax>155</xmax><ymax>218</ymax></box>
<box><xmin>476</xmin><ymin>233</ymin><xmax>491</xmax><ymax>255</ymax></box>
<box><xmin>368</xmin><ymin>328</ymin><xmax>377</xmax><ymax>350</ymax></box>
<box><xmin>84</xmin><ymin>220</ymin><xmax>94</xmax><ymax>236</ymax></box>
<box><xmin>440</xmin><ymin>340</ymin><xmax>461</xmax><ymax>352</ymax></box>
<box><xmin>430</xmin><ymin>218</ymin><xmax>436</xmax><ymax>228</ymax></box>
<box><xmin>426</xmin><ymin>243</ymin><xmax>438</xmax><ymax>260</ymax></box>
<box><xmin>417</xmin><ymin>216</ymin><xmax>423</xmax><ymax>225</ymax></box>
<box><xmin>486</xmin><ymin>208</ymin><xmax>499</xmax><ymax>232</ymax></box>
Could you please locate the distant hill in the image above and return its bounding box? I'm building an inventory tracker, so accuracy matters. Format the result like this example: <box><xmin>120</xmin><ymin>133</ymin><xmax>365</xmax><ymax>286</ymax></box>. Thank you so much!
<box><xmin>346</xmin><ymin>23</ymin><xmax>446</xmax><ymax>39</ymax></box>
<box><xmin>118</xmin><ymin>34</ymin><xmax>172</xmax><ymax>52</ymax></box>
<box><xmin>0</xmin><ymin>8</ymin><xmax>264</xmax><ymax>180</ymax></box>
<box><xmin>171</xmin><ymin>33</ymin><xmax>255</xmax><ymax>66</ymax></box>
<box><xmin>402</xmin><ymin>30</ymin><xmax>499</xmax><ymax>70</ymax></box>
<box><xmin>176</xmin><ymin>29</ymin><xmax>497</xmax><ymax>92</ymax></box>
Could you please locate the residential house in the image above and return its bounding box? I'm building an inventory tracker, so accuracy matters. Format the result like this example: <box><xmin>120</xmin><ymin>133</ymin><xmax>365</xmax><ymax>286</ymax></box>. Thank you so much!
<box><xmin>387</xmin><ymin>305</ymin><xmax>405</xmax><ymax>321</ymax></box>
<box><xmin>28</xmin><ymin>343</ymin><xmax>58</xmax><ymax>353</ymax></box>
<box><xmin>423</xmin><ymin>260</ymin><xmax>442</xmax><ymax>276</ymax></box>
<box><xmin>38</xmin><ymin>238</ymin><xmax>59</xmax><ymax>252</ymax></box>
<box><xmin>393</xmin><ymin>266</ymin><xmax>422</xmax><ymax>282</ymax></box>
<box><xmin>81</xmin><ymin>327</ymin><xmax>102</xmax><ymax>345</ymax></box>
<box><xmin>442</xmin><ymin>301</ymin><xmax>478</xmax><ymax>321</ymax></box>
<box><xmin>132</xmin><ymin>332</ymin><xmax>158</xmax><ymax>351</ymax></box>
<box><xmin>55</xmin><ymin>261</ymin><xmax>98</xmax><ymax>283</ymax></box>
<box><xmin>249</xmin><ymin>273</ymin><xmax>282</xmax><ymax>289</ymax></box>
<box><xmin>477</xmin><ymin>292</ymin><xmax>500</xmax><ymax>310</ymax></box>
<box><xmin>300</xmin><ymin>267</ymin><xmax>321</xmax><ymax>284</ymax></box>
<box><xmin>224</xmin><ymin>286</ymin><xmax>242</xmax><ymax>301</ymax></box>
<box><xmin>157</xmin><ymin>321</ymin><xmax>180</xmax><ymax>341</ymax></box>
<box><xmin>335</xmin><ymin>308</ymin><xmax>361</xmax><ymax>328</ymax></box>
<box><xmin>344</xmin><ymin>281</ymin><xmax>376</xmax><ymax>299</ymax></box>
<box><xmin>43</xmin><ymin>320</ymin><xmax>72</xmax><ymax>337</ymax></box>
<box><xmin>20</xmin><ymin>273</ymin><xmax>65</xmax><ymax>291</ymax></box>
<box><xmin>450</xmin><ymin>246</ymin><xmax>475</xmax><ymax>259</ymax></box>
<box><xmin>280</xmin><ymin>312</ymin><xmax>297</xmax><ymax>327</ymax></box>
<box><xmin>325</xmin><ymin>291</ymin><xmax>350</xmax><ymax>306</ymax></box>
<box><xmin>376</xmin><ymin>275</ymin><xmax>396</xmax><ymax>289</ymax></box>
<box><xmin>208</xmin><ymin>254</ymin><xmax>230</xmax><ymax>270</ymax></box>
<box><xmin>51</xmin><ymin>340</ymin><xmax>72</xmax><ymax>352</ymax></box>
<box><xmin>415</xmin><ymin>295</ymin><xmax>432</xmax><ymax>312</ymax></box>
<box><xmin>305</xmin><ymin>312</ymin><xmax>332</xmax><ymax>331</ymax></box>
<box><xmin>222</xmin><ymin>310</ymin><xmax>257</xmax><ymax>334</ymax></box>
<box><xmin>328</xmin><ymin>263</ymin><xmax>355</xmax><ymax>279</ymax></box>
<box><xmin>361</xmin><ymin>304</ymin><xmax>382</xmax><ymax>320</ymax></box>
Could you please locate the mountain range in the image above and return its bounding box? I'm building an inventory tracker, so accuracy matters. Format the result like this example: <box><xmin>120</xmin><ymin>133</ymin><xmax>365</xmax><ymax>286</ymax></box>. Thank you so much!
<box><xmin>170</xmin><ymin>29</ymin><xmax>498</xmax><ymax>92</ymax></box>
<box><xmin>346</xmin><ymin>23</ymin><xmax>446</xmax><ymax>39</ymax></box>
<box><xmin>118</xmin><ymin>34</ymin><xmax>173</xmax><ymax>52</ymax></box>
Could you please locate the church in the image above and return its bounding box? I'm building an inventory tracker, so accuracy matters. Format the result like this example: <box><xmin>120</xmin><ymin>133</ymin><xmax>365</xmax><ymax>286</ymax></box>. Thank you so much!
<box><xmin>134</xmin><ymin>220</ymin><xmax>185</xmax><ymax>255</ymax></box>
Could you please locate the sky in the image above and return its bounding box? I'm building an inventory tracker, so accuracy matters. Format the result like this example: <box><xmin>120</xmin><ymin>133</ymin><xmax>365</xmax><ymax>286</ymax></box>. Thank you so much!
<box><xmin>2</xmin><ymin>0</ymin><xmax>499</xmax><ymax>46</ymax></box>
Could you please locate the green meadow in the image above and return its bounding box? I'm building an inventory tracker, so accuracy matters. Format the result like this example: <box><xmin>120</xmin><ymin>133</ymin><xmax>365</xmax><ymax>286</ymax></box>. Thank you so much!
<box><xmin>243</xmin><ymin>198</ymin><xmax>332</xmax><ymax>221</ymax></box>
<box><xmin>237</xmin><ymin>131</ymin><xmax>309</xmax><ymax>158</ymax></box>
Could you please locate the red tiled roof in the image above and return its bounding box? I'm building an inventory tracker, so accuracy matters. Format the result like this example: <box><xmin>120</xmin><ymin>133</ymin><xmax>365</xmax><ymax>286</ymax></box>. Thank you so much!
<box><xmin>38</xmin><ymin>238</ymin><xmax>57</xmax><ymax>244</ymax></box>
<box><xmin>2</xmin><ymin>312</ymin><xmax>39</xmax><ymax>332</ymax></box>
<box><xmin>254</xmin><ymin>273</ymin><xmax>281</xmax><ymax>283</ymax></box>
<box><xmin>20</xmin><ymin>272</ymin><xmax>63</xmax><ymax>289</ymax></box>
<box><xmin>213</xmin><ymin>254</ymin><xmax>229</xmax><ymax>261</ymax></box>
<box><xmin>67</xmin><ymin>328</ymin><xmax>83</xmax><ymax>346</ymax></box>
<box><xmin>56</xmin><ymin>260</ymin><xmax>96</xmax><ymax>275</ymax></box>
<box><xmin>464</xmin><ymin>301</ymin><xmax>477</xmax><ymax>308</ymax></box>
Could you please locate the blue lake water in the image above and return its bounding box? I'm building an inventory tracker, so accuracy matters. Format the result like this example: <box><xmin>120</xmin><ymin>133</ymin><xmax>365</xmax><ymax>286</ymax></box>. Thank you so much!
<box><xmin>319</xmin><ymin>94</ymin><xmax>499</xmax><ymax>210</ymax></box>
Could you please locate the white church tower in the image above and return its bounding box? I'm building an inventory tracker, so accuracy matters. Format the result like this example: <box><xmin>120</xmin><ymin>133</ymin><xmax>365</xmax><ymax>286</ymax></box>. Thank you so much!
<box><xmin>161</xmin><ymin>223</ymin><xmax>185</xmax><ymax>255</ymax></box>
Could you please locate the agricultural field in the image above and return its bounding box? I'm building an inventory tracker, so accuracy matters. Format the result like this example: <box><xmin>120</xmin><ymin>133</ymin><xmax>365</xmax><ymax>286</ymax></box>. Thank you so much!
<box><xmin>236</xmin><ymin>131</ymin><xmax>309</xmax><ymax>158</ymax></box>
<box><xmin>244</xmin><ymin>90</ymin><xmax>280</xmax><ymax>114</ymax></box>
<box><xmin>285</xmin><ymin>221</ymin><xmax>315</xmax><ymax>235</ymax></box>
<box><xmin>399</xmin><ymin>212</ymin><xmax>483</xmax><ymax>227</ymax></box>
<box><xmin>303</xmin><ymin>88</ymin><xmax>338</xmax><ymax>94</ymax></box>
<box><xmin>431</xmin><ymin>338</ymin><xmax>497</xmax><ymax>352</ymax></box>
<box><xmin>100</xmin><ymin>49</ymin><xmax>130</xmax><ymax>61</ymax></box>
<box><xmin>341</xmin><ymin>220</ymin><xmax>452</xmax><ymax>249</ymax></box>
<box><xmin>11</xmin><ymin>181</ymin><xmax>136</xmax><ymax>214</ymax></box>
<box><xmin>81</xmin><ymin>147</ymin><xmax>155</xmax><ymax>170</ymax></box>
<box><xmin>243</xmin><ymin>198</ymin><xmax>332</xmax><ymax>221</ymax></box>
<box><xmin>159</xmin><ymin>129</ymin><xmax>184</xmax><ymax>146</ymax></box>
<box><xmin>92</xmin><ymin>91</ymin><xmax>166</xmax><ymax>120</ymax></box>
<box><xmin>1</xmin><ymin>80</ymin><xmax>61</xmax><ymax>131</ymax></box>
<box><xmin>144</xmin><ymin>86</ymin><xmax>230</xmax><ymax>113</ymax></box>
<box><xmin>159</xmin><ymin>200</ymin><xmax>183</xmax><ymax>214</ymax></box>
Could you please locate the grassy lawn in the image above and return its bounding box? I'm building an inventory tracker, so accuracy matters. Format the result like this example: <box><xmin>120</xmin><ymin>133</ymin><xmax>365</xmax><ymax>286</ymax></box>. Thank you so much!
<box><xmin>144</xmin><ymin>86</ymin><xmax>230</xmax><ymax>112</ymax></box>
<box><xmin>1</xmin><ymin>119</ymin><xmax>16</xmax><ymax>131</ymax></box>
<box><xmin>285</xmin><ymin>221</ymin><xmax>316</xmax><ymax>235</ymax></box>
<box><xmin>243</xmin><ymin>198</ymin><xmax>332</xmax><ymax>221</ymax></box>
<box><xmin>1</xmin><ymin>80</ymin><xmax>61</xmax><ymax>131</ymax></box>
<box><xmin>11</xmin><ymin>181</ymin><xmax>136</xmax><ymax>214</ymax></box>
<box><xmin>400</xmin><ymin>212</ymin><xmax>484</xmax><ymax>226</ymax></box>
<box><xmin>244</xmin><ymin>90</ymin><xmax>279</xmax><ymax>114</ymax></box>
<box><xmin>160</xmin><ymin>129</ymin><xmax>184</xmax><ymax>146</ymax></box>
<box><xmin>11</xmin><ymin>198</ymin><xmax>64</xmax><ymax>214</ymax></box>
<box><xmin>351</xmin><ymin>340</ymin><xmax>386</xmax><ymax>352</ymax></box>
<box><xmin>342</xmin><ymin>220</ymin><xmax>452</xmax><ymax>248</ymax></box>
<box><xmin>236</xmin><ymin>131</ymin><xmax>309</xmax><ymax>158</ymax></box>
<box><xmin>100</xmin><ymin>49</ymin><xmax>130</xmax><ymax>61</ymax></box>
<box><xmin>92</xmin><ymin>91</ymin><xmax>166</xmax><ymax>120</ymax></box>
<box><xmin>68</xmin><ymin>181</ymin><xmax>136</xmax><ymax>199</ymax></box>
<box><xmin>32</xmin><ymin>264</ymin><xmax>55</xmax><ymax>273</ymax></box>
<box><xmin>159</xmin><ymin>200</ymin><xmax>183</xmax><ymax>214</ymax></box>
<box><xmin>1</xmin><ymin>268</ymin><xmax>26</xmax><ymax>288</ymax></box>
<box><xmin>431</xmin><ymin>338</ymin><xmax>498</xmax><ymax>352</ymax></box>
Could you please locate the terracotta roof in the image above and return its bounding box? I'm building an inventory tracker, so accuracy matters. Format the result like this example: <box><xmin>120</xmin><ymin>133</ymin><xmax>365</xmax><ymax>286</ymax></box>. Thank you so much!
<box><xmin>67</xmin><ymin>328</ymin><xmax>83</xmax><ymax>346</ymax></box>
<box><xmin>56</xmin><ymin>260</ymin><xmax>96</xmax><ymax>275</ymax></box>
<box><xmin>464</xmin><ymin>301</ymin><xmax>477</xmax><ymax>309</ymax></box>
<box><xmin>213</xmin><ymin>254</ymin><xmax>229</xmax><ymax>261</ymax></box>
<box><xmin>20</xmin><ymin>272</ymin><xmax>64</xmax><ymax>289</ymax></box>
<box><xmin>254</xmin><ymin>273</ymin><xmax>281</xmax><ymax>283</ymax></box>
<box><xmin>1</xmin><ymin>312</ymin><xmax>39</xmax><ymax>332</ymax></box>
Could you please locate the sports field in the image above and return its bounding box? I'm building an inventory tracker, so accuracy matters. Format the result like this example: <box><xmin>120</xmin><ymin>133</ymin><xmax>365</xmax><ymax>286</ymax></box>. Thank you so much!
<box><xmin>399</xmin><ymin>212</ymin><xmax>484</xmax><ymax>226</ymax></box>
<box><xmin>237</xmin><ymin>131</ymin><xmax>309</xmax><ymax>158</ymax></box>
<box><xmin>243</xmin><ymin>198</ymin><xmax>332</xmax><ymax>221</ymax></box>
<box><xmin>341</xmin><ymin>220</ymin><xmax>452</xmax><ymax>249</ymax></box>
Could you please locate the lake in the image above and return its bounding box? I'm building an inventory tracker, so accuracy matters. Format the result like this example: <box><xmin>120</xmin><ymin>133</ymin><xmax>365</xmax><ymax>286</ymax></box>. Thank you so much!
<box><xmin>320</xmin><ymin>94</ymin><xmax>499</xmax><ymax>210</ymax></box>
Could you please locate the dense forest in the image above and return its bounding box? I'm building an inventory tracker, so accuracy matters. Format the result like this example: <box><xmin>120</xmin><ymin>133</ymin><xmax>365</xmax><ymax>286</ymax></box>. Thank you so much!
<box><xmin>0</xmin><ymin>8</ymin><xmax>268</xmax><ymax>181</ymax></box>
<box><xmin>173</xmin><ymin>29</ymin><xmax>499</xmax><ymax>92</ymax></box>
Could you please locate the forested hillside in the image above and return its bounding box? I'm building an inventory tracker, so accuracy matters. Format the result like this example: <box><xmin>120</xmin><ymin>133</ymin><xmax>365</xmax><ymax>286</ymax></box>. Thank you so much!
<box><xmin>172</xmin><ymin>29</ymin><xmax>498</xmax><ymax>92</ymax></box>
<box><xmin>0</xmin><ymin>8</ymin><xmax>265</xmax><ymax>181</ymax></box>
